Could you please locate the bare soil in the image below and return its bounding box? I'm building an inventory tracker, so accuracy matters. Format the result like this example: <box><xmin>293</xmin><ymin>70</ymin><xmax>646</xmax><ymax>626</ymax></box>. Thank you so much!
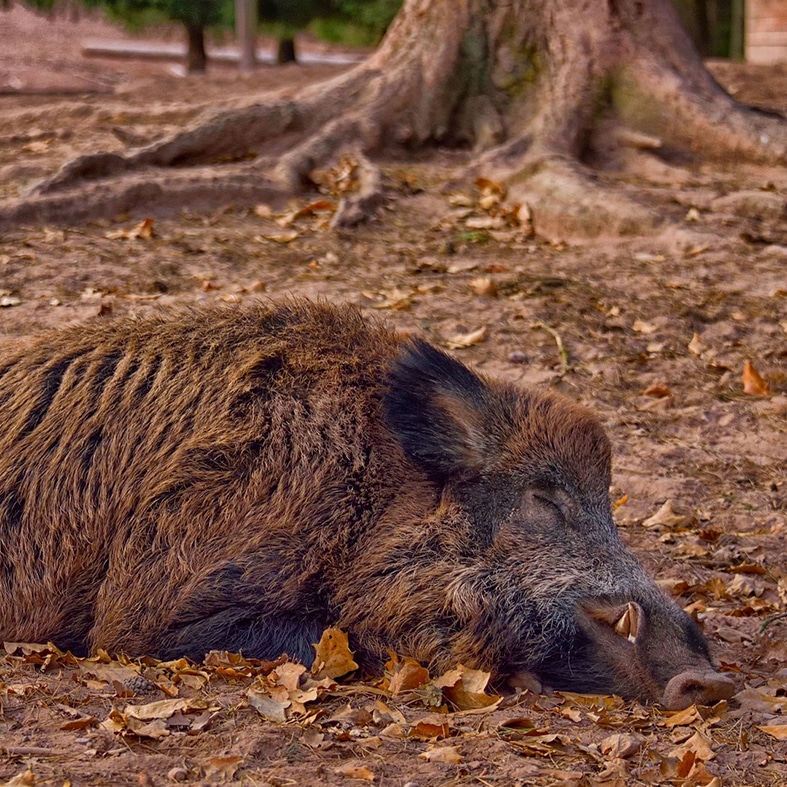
<box><xmin>1</xmin><ymin>7</ymin><xmax>786</xmax><ymax>786</ymax></box>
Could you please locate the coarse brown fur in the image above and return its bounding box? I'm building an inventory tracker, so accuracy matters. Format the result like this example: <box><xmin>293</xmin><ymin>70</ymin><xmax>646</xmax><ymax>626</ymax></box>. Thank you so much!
<box><xmin>0</xmin><ymin>298</ymin><xmax>733</xmax><ymax>707</ymax></box>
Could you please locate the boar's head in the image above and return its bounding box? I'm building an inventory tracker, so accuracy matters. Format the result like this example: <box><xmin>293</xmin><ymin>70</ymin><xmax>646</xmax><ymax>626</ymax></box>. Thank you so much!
<box><xmin>383</xmin><ymin>339</ymin><xmax>734</xmax><ymax>710</ymax></box>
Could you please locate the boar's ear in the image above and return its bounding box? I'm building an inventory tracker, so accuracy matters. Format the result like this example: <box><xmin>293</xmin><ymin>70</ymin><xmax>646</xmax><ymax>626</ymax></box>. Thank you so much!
<box><xmin>384</xmin><ymin>338</ymin><xmax>503</xmax><ymax>478</ymax></box>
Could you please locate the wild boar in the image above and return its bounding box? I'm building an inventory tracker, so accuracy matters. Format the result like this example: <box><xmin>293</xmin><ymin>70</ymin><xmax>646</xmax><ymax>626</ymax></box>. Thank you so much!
<box><xmin>0</xmin><ymin>298</ymin><xmax>733</xmax><ymax>709</ymax></box>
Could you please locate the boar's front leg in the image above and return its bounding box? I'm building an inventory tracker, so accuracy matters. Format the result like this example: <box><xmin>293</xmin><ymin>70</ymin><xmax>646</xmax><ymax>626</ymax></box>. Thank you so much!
<box><xmin>88</xmin><ymin>559</ymin><xmax>329</xmax><ymax>664</ymax></box>
<box><xmin>154</xmin><ymin>611</ymin><xmax>327</xmax><ymax>664</ymax></box>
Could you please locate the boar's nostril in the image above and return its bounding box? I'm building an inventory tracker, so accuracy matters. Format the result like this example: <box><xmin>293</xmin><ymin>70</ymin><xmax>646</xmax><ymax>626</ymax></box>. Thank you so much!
<box><xmin>662</xmin><ymin>670</ymin><xmax>736</xmax><ymax>711</ymax></box>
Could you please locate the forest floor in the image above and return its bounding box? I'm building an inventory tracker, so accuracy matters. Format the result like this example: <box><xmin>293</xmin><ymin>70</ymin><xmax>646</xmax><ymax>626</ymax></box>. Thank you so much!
<box><xmin>1</xmin><ymin>6</ymin><xmax>786</xmax><ymax>787</ymax></box>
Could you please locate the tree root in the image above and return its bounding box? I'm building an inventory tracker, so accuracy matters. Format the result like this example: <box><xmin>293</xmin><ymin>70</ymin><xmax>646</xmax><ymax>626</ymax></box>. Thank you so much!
<box><xmin>2</xmin><ymin>0</ymin><xmax>787</xmax><ymax>237</ymax></box>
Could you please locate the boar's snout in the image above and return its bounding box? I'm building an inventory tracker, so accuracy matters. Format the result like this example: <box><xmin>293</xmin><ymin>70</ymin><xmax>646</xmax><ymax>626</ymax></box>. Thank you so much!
<box><xmin>662</xmin><ymin>670</ymin><xmax>735</xmax><ymax>711</ymax></box>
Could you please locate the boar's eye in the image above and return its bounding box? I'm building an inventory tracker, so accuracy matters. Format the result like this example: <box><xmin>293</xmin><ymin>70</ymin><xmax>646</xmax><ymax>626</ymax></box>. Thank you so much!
<box><xmin>530</xmin><ymin>487</ymin><xmax>571</xmax><ymax>519</ymax></box>
<box><xmin>525</xmin><ymin>487</ymin><xmax>570</xmax><ymax>525</ymax></box>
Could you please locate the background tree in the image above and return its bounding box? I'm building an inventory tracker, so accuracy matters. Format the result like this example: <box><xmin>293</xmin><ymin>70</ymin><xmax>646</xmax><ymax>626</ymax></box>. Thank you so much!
<box><xmin>69</xmin><ymin>0</ymin><xmax>225</xmax><ymax>72</ymax></box>
<box><xmin>3</xmin><ymin>0</ymin><xmax>786</xmax><ymax>235</ymax></box>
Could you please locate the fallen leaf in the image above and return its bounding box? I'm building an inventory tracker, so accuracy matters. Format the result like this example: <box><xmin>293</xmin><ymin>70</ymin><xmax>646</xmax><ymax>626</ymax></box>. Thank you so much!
<box><xmin>3</xmin><ymin>770</ymin><xmax>36</xmax><ymax>787</ymax></box>
<box><xmin>465</xmin><ymin>215</ymin><xmax>504</xmax><ymax>230</ymax></box>
<box><xmin>688</xmin><ymin>332</ymin><xmax>708</xmax><ymax>356</ymax></box>
<box><xmin>272</xmin><ymin>662</ymin><xmax>307</xmax><ymax>692</ymax></box>
<box><xmin>670</xmin><ymin>730</ymin><xmax>716</xmax><ymax>761</ymax></box>
<box><xmin>106</xmin><ymin>218</ymin><xmax>155</xmax><ymax>241</ymax></box>
<box><xmin>632</xmin><ymin>320</ymin><xmax>657</xmax><ymax>334</ymax></box>
<box><xmin>600</xmin><ymin>732</ymin><xmax>643</xmax><ymax>759</ymax></box>
<box><xmin>660</xmin><ymin>704</ymin><xmax>702</xmax><ymax>727</ymax></box>
<box><xmin>469</xmin><ymin>276</ymin><xmax>498</xmax><ymax>297</ymax></box>
<box><xmin>742</xmin><ymin>360</ymin><xmax>769</xmax><ymax>395</ymax></box>
<box><xmin>757</xmin><ymin>724</ymin><xmax>787</xmax><ymax>740</ymax></box>
<box><xmin>641</xmin><ymin>383</ymin><xmax>673</xmax><ymax>398</ymax></box>
<box><xmin>256</xmin><ymin>230</ymin><xmax>299</xmax><ymax>244</ymax></box>
<box><xmin>448</xmin><ymin>193</ymin><xmax>474</xmax><ymax>207</ymax></box>
<box><xmin>126</xmin><ymin>717</ymin><xmax>169</xmax><ymax>739</ymax></box>
<box><xmin>204</xmin><ymin>755</ymin><xmax>243</xmax><ymax>782</ymax></box>
<box><xmin>387</xmin><ymin>658</ymin><xmax>430</xmax><ymax>694</ymax></box>
<box><xmin>408</xmin><ymin>713</ymin><xmax>451</xmax><ymax>740</ymax></box>
<box><xmin>247</xmin><ymin>686</ymin><xmax>290</xmax><ymax>723</ymax></box>
<box><xmin>434</xmin><ymin>665</ymin><xmax>501</xmax><ymax>710</ymax></box>
<box><xmin>124</xmin><ymin>698</ymin><xmax>209</xmax><ymax>721</ymax></box>
<box><xmin>445</xmin><ymin>325</ymin><xmax>487</xmax><ymax>349</ymax></box>
<box><xmin>419</xmin><ymin>745</ymin><xmax>462</xmax><ymax>764</ymax></box>
<box><xmin>475</xmin><ymin>176</ymin><xmax>505</xmax><ymax>196</ymax></box>
<box><xmin>642</xmin><ymin>499</ymin><xmax>686</xmax><ymax>529</ymax></box>
<box><xmin>334</xmin><ymin>763</ymin><xmax>375</xmax><ymax>781</ymax></box>
<box><xmin>311</xmin><ymin>627</ymin><xmax>358</xmax><ymax>680</ymax></box>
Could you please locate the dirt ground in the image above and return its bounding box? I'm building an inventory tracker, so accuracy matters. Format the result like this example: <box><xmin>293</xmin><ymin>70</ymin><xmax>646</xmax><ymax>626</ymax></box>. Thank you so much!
<box><xmin>1</xmin><ymin>6</ymin><xmax>787</xmax><ymax>786</ymax></box>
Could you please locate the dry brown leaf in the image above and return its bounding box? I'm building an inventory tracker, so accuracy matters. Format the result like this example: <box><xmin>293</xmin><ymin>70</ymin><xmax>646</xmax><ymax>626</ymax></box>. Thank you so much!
<box><xmin>632</xmin><ymin>320</ymin><xmax>657</xmax><ymax>334</ymax></box>
<box><xmin>123</xmin><ymin>697</ymin><xmax>210</xmax><ymax>721</ymax></box>
<box><xmin>419</xmin><ymin>745</ymin><xmax>463</xmax><ymax>764</ymax></box>
<box><xmin>478</xmin><ymin>193</ymin><xmax>501</xmax><ymax>211</ymax></box>
<box><xmin>660</xmin><ymin>704</ymin><xmax>702</xmax><ymax>727</ymax></box>
<box><xmin>448</xmin><ymin>193</ymin><xmax>474</xmax><ymax>207</ymax></box>
<box><xmin>641</xmin><ymin>383</ymin><xmax>673</xmax><ymax>398</ymax></box>
<box><xmin>688</xmin><ymin>332</ymin><xmax>708</xmax><ymax>356</ymax></box>
<box><xmin>334</xmin><ymin>763</ymin><xmax>375</xmax><ymax>782</ymax></box>
<box><xmin>272</xmin><ymin>662</ymin><xmax>307</xmax><ymax>692</ymax></box>
<box><xmin>465</xmin><ymin>215</ymin><xmax>504</xmax><ymax>230</ymax></box>
<box><xmin>387</xmin><ymin>657</ymin><xmax>430</xmax><ymax>694</ymax></box>
<box><xmin>125</xmin><ymin>717</ymin><xmax>170</xmax><ymax>739</ymax></box>
<box><xmin>742</xmin><ymin>360</ymin><xmax>769</xmax><ymax>395</ymax></box>
<box><xmin>469</xmin><ymin>276</ymin><xmax>498</xmax><ymax>297</ymax></box>
<box><xmin>61</xmin><ymin>716</ymin><xmax>98</xmax><ymax>731</ymax></box>
<box><xmin>434</xmin><ymin>665</ymin><xmax>501</xmax><ymax>711</ymax></box>
<box><xmin>256</xmin><ymin>230</ymin><xmax>299</xmax><ymax>244</ymax></box>
<box><xmin>757</xmin><ymin>724</ymin><xmax>787</xmax><ymax>740</ymax></box>
<box><xmin>311</xmin><ymin>627</ymin><xmax>358</xmax><ymax>680</ymax></box>
<box><xmin>600</xmin><ymin>732</ymin><xmax>643</xmax><ymax>759</ymax></box>
<box><xmin>408</xmin><ymin>715</ymin><xmax>451</xmax><ymax>740</ymax></box>
<box><xmin>3</xmin><ymin>770</ymin><xmax>36</xmax><ymax>787</ymax></box>
<box><xmin>475</xmin><ymin>176</ymin><xmax>505</xmax><ymax>196</ymax></box>
<box><xmin>734</xmin><ymin>687</ymin><xmax>787</xmax><ymax>715</ymax></box>
<box><xmin>106</xmin><ymin>218</ymin><xmax>155</xmax><ymax>241</ymax></box>
<box><xmin>372</xmin><ymin>699</ymin><xmax>407</xmax><ymax>726</ymax></box>
<box><xmin>247</xmin><ymin>686</ymin><xmax>290</xmax><ymax>723</ymax></box>
<box><xmin>613</xmin><ymin>494</ymin><xmax>628</xmax><ymax>510</ymax></box>
<box><xmin>203</xmin><ymin>755</ymin><xmax>243</xmax><ymax>782</ymax></box>
<box><xmin>369</xmin><ymin>288</ymin><xmax>412</xmax><ymax>310</ymax></box>
<box><xmin>287</xmin><ymin>200</ymin><xmax>336</xmax><ymax>223</ymax></box>
<box><xmin>642</xmin><ymin>499</ymin><xmax>686</xmax><ymax>529</ymax></box>
<box><xmin>445</xmin><ymin>325</ymin><xmax>487</xmax><ymax>350</ymax></box>
<box><xmin>670</xmin><ymin>730</ymin><xmax>716</xmax><ymax>761</ymax></box>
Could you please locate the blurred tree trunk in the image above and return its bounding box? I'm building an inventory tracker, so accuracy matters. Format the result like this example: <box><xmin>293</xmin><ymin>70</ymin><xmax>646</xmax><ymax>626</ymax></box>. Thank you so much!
<box><xmin>185</xmin><ymin>23</ymin><xmax>207</xmax><ymax>73</ymax></box>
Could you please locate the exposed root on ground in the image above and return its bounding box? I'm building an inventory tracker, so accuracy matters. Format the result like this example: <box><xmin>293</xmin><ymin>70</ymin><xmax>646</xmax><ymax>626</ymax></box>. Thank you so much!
<box><xmin>1</xmin><ymin>0</ymin><xmax>786</xmax><ymax>237</ymax></box>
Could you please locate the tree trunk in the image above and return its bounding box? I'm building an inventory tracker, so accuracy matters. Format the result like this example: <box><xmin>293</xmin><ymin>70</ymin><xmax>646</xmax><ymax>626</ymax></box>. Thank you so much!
<box><xmin>277</xmin><ymin>37</ymin><xmax>296</xmax><ymax>65</ymax></box>
<box><xmin>185</xmin><ymin>23</ymin><xmax>207</xmax><ymax>74</ymax></box>
<box><xmin>4</xmin><ymin>0</ymin><xmax>787</xmax><ymax>236</ymax></box>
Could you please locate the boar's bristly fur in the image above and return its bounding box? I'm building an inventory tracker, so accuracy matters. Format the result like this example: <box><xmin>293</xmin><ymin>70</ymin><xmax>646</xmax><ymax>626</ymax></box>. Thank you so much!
<box><xmin>0</xmin><ymin>299</ymin><xmax>733</xmax><ymax>709</ymax></box>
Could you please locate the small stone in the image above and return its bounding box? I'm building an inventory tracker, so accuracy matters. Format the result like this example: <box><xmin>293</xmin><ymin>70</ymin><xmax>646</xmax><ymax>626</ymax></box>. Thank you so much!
<box><xmin>167</xmin><ymin>767</ymin><xmax>188</xmax><ymax>782</ymax></box>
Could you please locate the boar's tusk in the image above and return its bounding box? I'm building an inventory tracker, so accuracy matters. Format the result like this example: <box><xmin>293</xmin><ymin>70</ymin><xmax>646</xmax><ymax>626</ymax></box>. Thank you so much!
<box><xmin>613</xmin><ymin>601</ymin><xmax>642</xmax><ymax>644</ymax></box>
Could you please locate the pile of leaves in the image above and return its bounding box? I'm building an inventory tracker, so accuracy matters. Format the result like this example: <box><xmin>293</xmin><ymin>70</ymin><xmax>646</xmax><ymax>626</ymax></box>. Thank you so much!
<box><xmin>2</xmin><ymin>623</ymin><xmax>787</xmax><ymax>786</ymax></box>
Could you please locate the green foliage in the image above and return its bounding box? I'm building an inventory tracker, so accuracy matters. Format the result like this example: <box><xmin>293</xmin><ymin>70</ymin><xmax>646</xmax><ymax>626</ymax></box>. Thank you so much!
<box><xmin>333</xmin><ymin>0</ymin><xmax>399</xmax><ymax>34</ymax></box>
<box><xmin>258</xmin><ymin>0</ymin><xmax>332</xmax><ymax>33</ymax></box>
<box><xmin>310</xmin><ymin>0</ymin><xmax>400</xmax><ymax>46</ymax></box>
<box><xmin>87</xmin><ymin>0</ymin><xmax>222</xmax><ymax>28</ymax></box>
